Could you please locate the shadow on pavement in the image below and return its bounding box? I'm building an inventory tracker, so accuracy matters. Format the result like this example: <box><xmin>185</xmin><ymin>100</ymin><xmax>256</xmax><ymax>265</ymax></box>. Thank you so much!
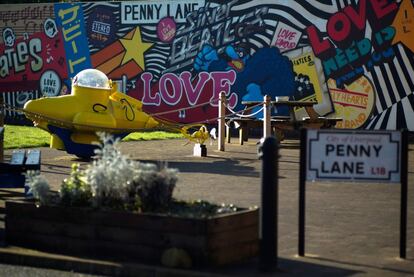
<box><xmin>310</xmin><ymin>256</ymin><xmax>414</xmax><ymax>276</ymax></box>
<box><xmin>211</xmin><ymin>257</ymin><xmax>362</xmax><ymax>276</ymax></box>
<box><xmin>137</xmin><ymin>159</ymin><xmax>260</xmax><ymax>177</ymax></box>
<box><xmin>40</xmin><ymin>163</ymin><xmax>73</xmax><ymax>175</ymax></box>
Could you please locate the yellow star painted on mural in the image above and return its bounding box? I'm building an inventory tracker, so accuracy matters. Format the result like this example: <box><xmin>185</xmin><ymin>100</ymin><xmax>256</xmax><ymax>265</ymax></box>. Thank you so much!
<box><xmin>392</xmin><ymin>0</ymin><xmax>414</xmax><ymax>52</ymax></box>
<box><xmin>120</xmin><ymin>27</ymin><xmax>153</xmax><ymax>69</ymax></box>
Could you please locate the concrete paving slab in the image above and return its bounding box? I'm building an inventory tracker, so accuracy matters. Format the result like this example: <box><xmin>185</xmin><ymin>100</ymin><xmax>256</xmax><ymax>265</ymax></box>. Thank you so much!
<box><xmin>0</xmin><ymin>138</ymin><xmax>413</xmax><ymax>276</ymax></box>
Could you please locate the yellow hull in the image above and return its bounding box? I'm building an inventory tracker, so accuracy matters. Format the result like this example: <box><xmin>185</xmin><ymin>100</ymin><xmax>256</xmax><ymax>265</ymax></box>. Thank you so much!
<box><xmin>24</xmin><ymin>83</ymin><xmax>158</xmax><ymax>153</ymax></box>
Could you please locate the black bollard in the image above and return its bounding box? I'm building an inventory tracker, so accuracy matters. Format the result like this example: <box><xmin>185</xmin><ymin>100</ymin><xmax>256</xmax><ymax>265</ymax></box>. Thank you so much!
<box><xmin>257</xmin><ymin>137</ymin><xmax>278</xmax><ymax>272</ymax></box>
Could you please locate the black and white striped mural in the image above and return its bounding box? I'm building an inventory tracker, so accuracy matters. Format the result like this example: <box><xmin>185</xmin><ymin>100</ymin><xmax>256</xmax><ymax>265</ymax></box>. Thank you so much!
<box><xmin>332</xmin><ymin>0</ymin><xmax>414</xmax><ymax>130</ymax></box>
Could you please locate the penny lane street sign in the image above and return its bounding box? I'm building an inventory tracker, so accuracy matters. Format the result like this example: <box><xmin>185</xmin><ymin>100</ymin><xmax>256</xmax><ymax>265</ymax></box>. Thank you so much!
<box><xmin>306</xmin><ymin>129</ymin><xmax>401</xmax><ymax>182</ymax></box>
<box><xmin>299</xmin><ymin>129</ymin><xmax>408</xmax><ymax>259</ymax></box>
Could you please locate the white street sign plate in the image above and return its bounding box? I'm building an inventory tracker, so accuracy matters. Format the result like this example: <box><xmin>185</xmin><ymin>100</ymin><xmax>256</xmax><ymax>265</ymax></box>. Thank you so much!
<box><xmin>307</xmin><ymin>130</ymin><xmax>401</xmax><ymax>182</ymax></box>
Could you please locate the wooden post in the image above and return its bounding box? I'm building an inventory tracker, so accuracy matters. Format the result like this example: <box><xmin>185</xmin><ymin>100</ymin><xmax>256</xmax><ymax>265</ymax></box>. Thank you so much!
<box><xmin>0</xmin><ymin>94</ymin><xmax>4</xmax><ymax>162</ymax></box>
<box><xmin>263</xmin><ymin>95</ymin><xmax>271</xmax><ymax>138</ymax></box>
<box><xmin>218</xmin><ymin>92</ymin><xmax>226</xmax><ymax>151</ymax></box>
<box><xmin>239</xmin><ymin>126</ymin><xmax>244</xmax><ymax>145</ymax></box>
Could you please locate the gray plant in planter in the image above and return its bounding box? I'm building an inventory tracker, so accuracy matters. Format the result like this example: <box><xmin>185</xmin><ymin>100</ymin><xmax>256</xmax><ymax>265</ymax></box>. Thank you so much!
<box><xmin>16</xmin><ymin>133</ymin><xmax>259</xmax><ymax>267</ymax></box>
<box><xmin>85</xmin><ymin>132</ymin><xmax>179</xmax><ymax>211</ymax></box>
<box><xmin>26</xmin><ymin>132</ymin><xmax>179</xmax><ymax>213</ymax></box>
<box><xmin>85</xmin><ymin>133</ymin><xmax>139</xmax><ymax>209</ymax></box>
<box><xmin>25</xmin><ymin>171</ymin><xmax>51</xmax><ymax>206</ymax></box>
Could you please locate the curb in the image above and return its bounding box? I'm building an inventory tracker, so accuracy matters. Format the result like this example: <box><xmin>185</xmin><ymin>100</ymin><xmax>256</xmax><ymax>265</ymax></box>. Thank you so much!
<box><xmin>0</xmin><ymin>246</ymin><xmax>227</xmax><ymax>277</ymax></box>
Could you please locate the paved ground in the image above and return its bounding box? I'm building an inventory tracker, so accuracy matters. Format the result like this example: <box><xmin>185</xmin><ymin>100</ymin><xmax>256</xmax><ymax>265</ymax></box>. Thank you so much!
<box><xmin>0</xmin><ymin>137</ymin><xmax>414</xmax><ymax>276</ymax></box>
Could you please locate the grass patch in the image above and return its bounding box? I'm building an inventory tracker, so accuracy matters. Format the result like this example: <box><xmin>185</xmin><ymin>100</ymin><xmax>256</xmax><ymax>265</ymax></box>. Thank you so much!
<box><xmin>3</xmin><ymin>125</ymin><xmax>183</xmax><ymax>149</ymax></box>
<box><xmin>123</xmin><ymin>131</ymin><xmax>182</xmax><ymax>141</ymax></box>
<box><xmin>4</xmin><ymin>125</ymin><xmax>50</xmax><ymax>149</ymax></box>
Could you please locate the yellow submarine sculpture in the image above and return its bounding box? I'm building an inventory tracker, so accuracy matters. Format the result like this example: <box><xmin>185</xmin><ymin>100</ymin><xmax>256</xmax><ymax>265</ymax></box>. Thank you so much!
<box><xmin>24</xmin><ymin>69</ymin><xmax>159</xmax><ymax>157</ymax></box>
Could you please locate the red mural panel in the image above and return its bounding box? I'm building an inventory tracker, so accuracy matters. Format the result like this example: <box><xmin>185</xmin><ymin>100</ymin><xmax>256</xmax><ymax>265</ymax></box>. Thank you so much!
<box><xmin>0</xmin><ymin>32</ymin><xmax>67</xmax><ymax>84</ymax></box>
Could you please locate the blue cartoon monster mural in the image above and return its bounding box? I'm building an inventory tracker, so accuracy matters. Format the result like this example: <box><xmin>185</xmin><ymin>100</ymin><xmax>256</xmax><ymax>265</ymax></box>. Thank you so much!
<box><xmin>194</xmin><ymin>43</ymin><xmax>296</xmax><ymax>116</ymax></box>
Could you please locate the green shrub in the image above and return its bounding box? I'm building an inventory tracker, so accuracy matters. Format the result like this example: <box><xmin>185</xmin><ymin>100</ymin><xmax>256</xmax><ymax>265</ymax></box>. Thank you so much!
<box><xmin>59</xmin><ymin>163</ymin><xmax>92</xmax><ymax>207</ymax></box>
<box><xmin>26</xmin><ymin>133</ymin><xmax>240</xmax><ymax>216</ymax></box>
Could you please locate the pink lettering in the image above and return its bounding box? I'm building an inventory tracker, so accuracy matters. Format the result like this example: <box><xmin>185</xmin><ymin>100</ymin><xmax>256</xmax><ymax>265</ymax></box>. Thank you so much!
<box><xmin>327</xmin><ymin>12</ymin><xmax>352</xmax><ymax>43</ymax></box>
<box><xmin>180</xmin><ymin>71</ymin><xmax>209</xmax><ymax>105</ymax></box>
<box><xmin>209</xmin><ymin>70</ymin><xmax>236</xmax><ymax>107</ymax></box>
<box><xmin>307</xmin><ymin>0</ymin><xmax>397</xmax><ymax>57</ymax></box>
<box><xmin>278</xmin><ymin>29</ymin><xmax>297</xmax><ymax>40</ymax></box>
<box><xmin>369</xmin><ymin>0</ymin><xmax>397</xmax><ymax>20</ymax></box>
<box><xmin>140</xmin><ymin>71</ymin><xmax>239</xmax><ymax>110</ymax></box>
<box><xmin>159</xmin><ymin>73</ymin><xmax>182</xmax><ymax>105</ymax></box>
<box><xmin>307</xmin><ymin>25</ymin><xmax>334</xmax><ymax>56</ymax></box>
<box><xmin>343</xmin><ymin>0</ymin><xmax>366</xmax><ymax>31</ymax></box>
<box><xmin>141</xmin><ymin>72</ymin><xmax>160</xmax><ymax>106</ymax></box>
<box><xmin>276</xmin><ymin>38</ymin><xmax>296</xmax><ymax>49</ymax></box>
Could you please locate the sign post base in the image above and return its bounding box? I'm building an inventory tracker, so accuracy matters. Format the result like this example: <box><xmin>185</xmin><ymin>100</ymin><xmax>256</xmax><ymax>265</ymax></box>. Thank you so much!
<box><xmin>193</xmin><ymin>143</ymin><xmax>207</xmax><ymax>157</ymax></box>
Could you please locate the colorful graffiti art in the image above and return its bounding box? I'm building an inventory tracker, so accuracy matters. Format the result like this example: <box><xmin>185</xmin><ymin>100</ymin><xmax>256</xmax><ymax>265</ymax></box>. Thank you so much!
<box><xmin>1</xmin><ymin>0</ymin><xmax>414</xmax><ymax>130</ymax></box>
<box><xmin>0</xmin><ymin>4</ymin><xmax>68</xmax><ymax>123</ymax></box>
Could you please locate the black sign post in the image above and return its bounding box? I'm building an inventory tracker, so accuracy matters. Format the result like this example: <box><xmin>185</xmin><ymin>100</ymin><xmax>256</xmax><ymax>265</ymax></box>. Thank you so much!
<box><xmin>299</xmin><ymin>129</ymin><xmax>408</xmax><ymax>259</ymax></box>
<box><xmin>258</xmin><ymin>137</ymin><xmax>278</xmax><ymax>271</ymax></box>
<box><xmin>400</xmin><ymin>129</ymin><xmax>408</xmax><ymax>259</ymax></box>
<box><xmin>298</xmin><ymin>128</ymin><xmax>307</xmax><ymax>256</ymax></box>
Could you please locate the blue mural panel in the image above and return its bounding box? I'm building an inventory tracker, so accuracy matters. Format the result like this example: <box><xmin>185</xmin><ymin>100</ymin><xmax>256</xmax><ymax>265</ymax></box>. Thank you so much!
<box><xmin>54</xmin><ymin>3</ymin><xmax>91</xmax><ymax>78</ymax></box>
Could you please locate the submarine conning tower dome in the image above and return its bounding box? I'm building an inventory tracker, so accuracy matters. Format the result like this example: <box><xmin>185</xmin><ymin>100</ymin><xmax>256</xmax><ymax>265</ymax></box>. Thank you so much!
<box><xmin>71</xmin><ymin>69</ymin><xmax>113</xmax><ymax>100</ymax></box>
<box><xmin>72</xmin><ymin>69</ymin><xmax>111</xmax><ymax>90</ymax></box>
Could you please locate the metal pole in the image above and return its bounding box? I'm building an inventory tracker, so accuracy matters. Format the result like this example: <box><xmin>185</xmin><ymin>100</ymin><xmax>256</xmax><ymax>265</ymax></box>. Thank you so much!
<box><xmin>218</xmin><ymin>91</ymin><xmax>226</xmax><ymax>151</ymax></box>
<box><xmin>400</xmin><ymin>129</ymin><xmax>408</xmax><ymax>259</ymax></box>
<box><xmin>263</xmin><ymin>95</ymin><xmax>271</xmax><ymax>138</ymax></box>
<box><xmin>0</xmin><ymin>94</ymin><xmax>4</xmax><ymax>162</ymax></box>
<box><xmin>298</xmin><ymin>128</ymin><xmax>307</xmax><ymax>256</ymax></box>
<box><xmin>258</xmin><ymin>137</ymin><xmax>278</xmax><ymax>271</ymax></box>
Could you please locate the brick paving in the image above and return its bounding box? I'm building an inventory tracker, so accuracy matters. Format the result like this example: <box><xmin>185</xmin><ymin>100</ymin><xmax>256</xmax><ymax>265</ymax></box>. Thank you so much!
<box><xmin>0</xmin><ymin>137</ymin><xmax>413</xmax><ymax>276</ymax></box>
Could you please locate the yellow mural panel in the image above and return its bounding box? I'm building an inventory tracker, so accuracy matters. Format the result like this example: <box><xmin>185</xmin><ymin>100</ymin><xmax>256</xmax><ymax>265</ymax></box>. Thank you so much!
<box><xmin>392</xmin><ymin>0</ymin><xmax>414</xmax><ymax>52</ymax></box>
<box><xmin>328</xmin><ymin>76</ymin><xmax>375</xmax><ymax>129</ymax></box>
<box><xmin>291</xmin><ymin>52</ymin><xmax>324</xmax><ymax>104</ymax></box>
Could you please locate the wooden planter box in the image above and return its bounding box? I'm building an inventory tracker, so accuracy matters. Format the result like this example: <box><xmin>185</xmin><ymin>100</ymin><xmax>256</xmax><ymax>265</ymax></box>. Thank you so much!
<box><xmin>5</xmin><ymin>201</ymin><xmax>259</xmax><ymax>266</ymax></box>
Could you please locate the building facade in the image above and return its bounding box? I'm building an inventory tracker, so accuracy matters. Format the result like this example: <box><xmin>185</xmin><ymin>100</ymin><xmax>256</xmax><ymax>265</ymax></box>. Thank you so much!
<box><xmin>1</xmin><ymin>0</ymin><xmax>413</xmax><ymax>130</ymax></box>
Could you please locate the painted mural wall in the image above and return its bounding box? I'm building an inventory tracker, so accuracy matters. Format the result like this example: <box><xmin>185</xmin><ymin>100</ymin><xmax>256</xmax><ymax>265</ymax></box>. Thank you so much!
<box><xmin>0</xmin><ymin>0</ymin><xmax>413</xmax><ymax>130</ymax></box>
